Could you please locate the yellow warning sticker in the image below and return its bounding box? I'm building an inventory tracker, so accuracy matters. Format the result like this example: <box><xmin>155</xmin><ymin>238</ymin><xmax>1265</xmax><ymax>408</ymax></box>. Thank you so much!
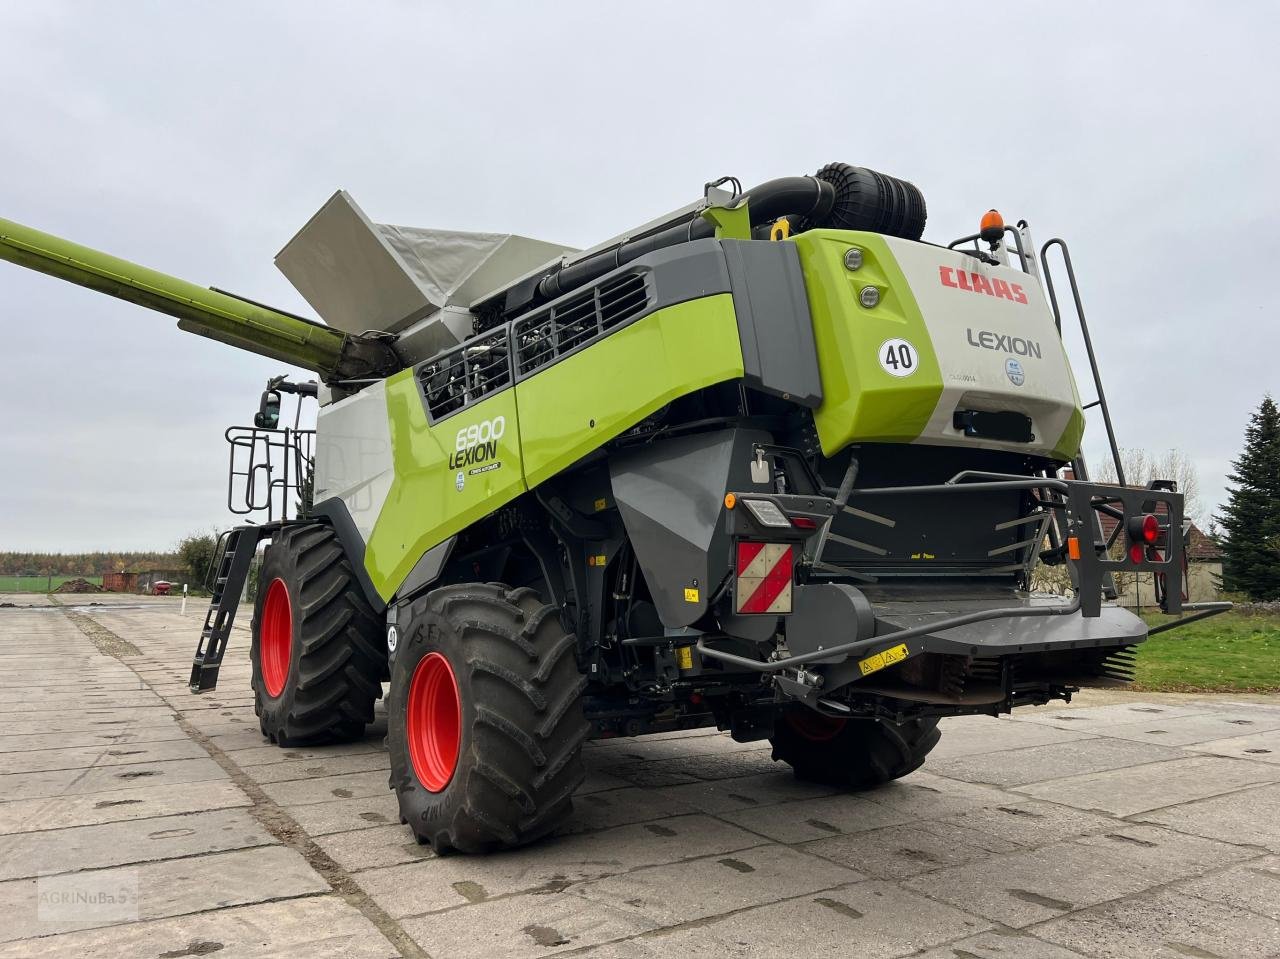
<box><xmin>594</xmin><ymin>497</ymin><xmax>608</xmax><ymax>511</ymax></box>
<box><xmin>857</xmin><ymin>642</ymin><xmax>909</xmax><ymax>677</ymax></box>
<box><xmin>683</xmin><ymin>587</ymin><xmax>700</xmax><ymax>603</ymax></box>
<box><xmin>676</xmin><ymin>646</ymin><xmax>694</xmax><ymax>670</ymax></box>
<box><xmin>587</xmin><ymin>554</ymin><xmax>607</xmax><ymax>567</ymax></box>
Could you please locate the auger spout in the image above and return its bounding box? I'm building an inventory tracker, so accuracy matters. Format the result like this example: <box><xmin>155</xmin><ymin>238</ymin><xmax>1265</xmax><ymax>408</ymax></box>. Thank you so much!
<box><xmin>0</xmin><ymin>216</ymin><xmax>351</xmax><ymax>376</ymax></box>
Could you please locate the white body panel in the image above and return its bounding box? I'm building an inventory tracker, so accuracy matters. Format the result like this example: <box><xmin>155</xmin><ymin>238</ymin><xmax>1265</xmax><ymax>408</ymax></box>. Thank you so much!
<box><xmin>314</xmin><ymin>381</ymin><xmax>394</xmax><ymax>542</ymax></box>
<box><xmin>885</xmin><ymin>236</ymin><xmax>1082</xmax><ymax>456</ymax></box>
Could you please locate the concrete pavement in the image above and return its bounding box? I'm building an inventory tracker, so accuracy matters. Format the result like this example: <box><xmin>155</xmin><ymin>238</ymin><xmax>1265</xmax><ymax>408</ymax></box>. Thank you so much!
<box><xmin>0</xmin><ymin>593</ymin><xmax>1276</xmax><ymax>958</ymax></box>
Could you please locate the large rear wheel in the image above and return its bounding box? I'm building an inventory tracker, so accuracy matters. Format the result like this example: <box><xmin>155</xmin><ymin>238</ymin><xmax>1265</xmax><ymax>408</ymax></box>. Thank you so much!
<box><xmin>769</xmin><ymin>708</ymin><xmax>941</xmax><ymax>787</ymax></box>
<box><xmin>387</xmin><ymin>583</ymin><xmax>588</xmax><ymax>853</ymax></box>
<box><xmin>251</xmin><ymin>524</ymin><xmax>385</xmax><ymax>746</ymax></box>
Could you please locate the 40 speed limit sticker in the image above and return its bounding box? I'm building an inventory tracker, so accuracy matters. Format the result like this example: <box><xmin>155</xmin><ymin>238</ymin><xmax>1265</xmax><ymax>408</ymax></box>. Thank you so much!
<box><xmin>878</xmin><ymin>338</ymin><xmax>919</xmax><ymax>377</ymax></box>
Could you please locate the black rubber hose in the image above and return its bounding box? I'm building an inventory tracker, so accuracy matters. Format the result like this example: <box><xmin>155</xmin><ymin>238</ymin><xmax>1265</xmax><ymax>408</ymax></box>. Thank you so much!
<box><xmin>537</xmin><ymin>175</ymin><xmax>835</xmax><ymax>300</ymax></box>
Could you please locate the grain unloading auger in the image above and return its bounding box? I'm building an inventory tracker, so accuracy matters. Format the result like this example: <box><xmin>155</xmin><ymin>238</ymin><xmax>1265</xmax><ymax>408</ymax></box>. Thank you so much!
<box><xmin>0</xmin><ymin>163</ymin><xmax>1229</xmax><ymax>853</ymax></box>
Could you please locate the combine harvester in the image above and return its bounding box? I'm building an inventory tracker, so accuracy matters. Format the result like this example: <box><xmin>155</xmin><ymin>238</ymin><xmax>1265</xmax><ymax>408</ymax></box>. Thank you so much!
<box><xmin>0</xmin><ymin>163</ymin><xmax>1227</xmax><ymax>852</ymax></box>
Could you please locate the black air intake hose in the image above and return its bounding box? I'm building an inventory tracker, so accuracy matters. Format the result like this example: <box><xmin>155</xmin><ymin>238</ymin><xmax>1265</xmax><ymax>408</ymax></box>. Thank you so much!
<box><xmin>536</xmin><ymin>175</ymin><xmax>835</xmax><ymax>300</ymax></box>
<box><xmin>529</xmin><ymin>164</ymin><xmax>925</xmax><ymax>305</ymax></box>
<box><xmin>808</xmin><ymin>163</ymin><xmax>927</xmax><ymax>240</ymax></box>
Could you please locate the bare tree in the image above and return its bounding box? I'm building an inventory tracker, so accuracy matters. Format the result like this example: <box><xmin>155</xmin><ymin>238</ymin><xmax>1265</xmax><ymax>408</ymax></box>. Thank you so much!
<box><xmin>1094</xmin><ymin>447</ymin><xmax>1204</xmax><ymax>526</ymax></box>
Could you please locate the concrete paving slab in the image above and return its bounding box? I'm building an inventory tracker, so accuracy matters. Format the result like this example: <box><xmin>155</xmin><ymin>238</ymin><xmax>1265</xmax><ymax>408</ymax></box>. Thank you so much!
<box><xmin>801</xmin><ymin>815</ymin><xmax>1025</xmax><ymax>879</ymax></box>
<box><xmin>903</xmin><ymin>824</ymin><xmax>1254</xmax><ymax>928</ymax></box>
<box><xmin>1012</xmin><ymin>701</ymin><xmax>1214</xmax><ymax>729</ymax></box>
<box><xmin>903</xmin><ymin>799</ymin><xmax>1118</xmax><ymax>847</ymax></box>
<box><xmin>356</xmin><ymin>813</ymin><xmax>764</xmax><ymax>916</ymax></box>
<box><xmin>223</xmin><ymin>740</ymin><xmax>387</xmax><ymax>767</ymax></box>
<box><xmin>401</xmin><ymin>890</ymin><xmax>657</xmax><ymax>958</ymax></box>
<box><xmin>720</xmin><ymin>791</ymin><xmax>909</xmax><ymax>843</ymax></box>
<box><xmin>0</xmin><ymin>845</ymin><xmax>327</xmax><ymax>941</ymax></box>
<box><xmin>1134</xmin><ymin>782</ymin><xmax>1280</xmax><ymax>852</ymax></box>
<box><xmin>598</xmin><ymin>750</ymin><xmax>783</xmax><ymax>784</ymax></box>
<box><xmin>585</xmin><ymin>880</ymin><xmax>990</xmax><ymax>959</ymax></box>
<box><xmin>579</xmin><ymin>766</ymin><xmax>636</xmax><ymax>793</ymax></box>
<box><xmin>0</xmin><ymin>755</ymin><xmax>227</xmax><ymax>800</ymax></box>
<box><xmin>313</xmin><ymin>822</ymin><xmax>438</xmax><ymax>873</ymax></box>
<box><xmin>281</xmin><ymin>792</ymin><xmax>404</xmax><ymax>836</ymax></box>
<box><xmin>0</xmin><ymin>808</ymin><xmax>275</xmax><ymax>880</ymax></box>
<box><xmin>1033</xmin><ymin>888</ymin><xmax>1280</xmax><ymax>958</ymax></box>
<box><xmin>240</xmin><ymin>750</ymin><xmax>393</xmax><ymax>785</ymax></box>
<box><xmin>1013</xmin><ymin>755</ymin><xmax>1280</xmax><ymax>815</ymax></box>
<box><xmin>258</xmin><ymin>768</ymin><xmax>392</xmax><ymax>805</ymax></box>
<box><xmin>1173</xmin><ymin>855</ymin><xmax>1280</xmax><ymax>921</ymax></box>
<box><xmin>0</xmin><ymin>895</ymin><xmax>400</xmax><ymax>958</ymax></box>
<box><xmin>1183</xmin><ymin>727</ymin><xmax>1280</xmax><ymax>762</ymax></box>
<box><xmin>0</xmin><ymin>736</ymin><xmax>208</xmax><ymax>774</ymax></box>
<box><xmin>926</xmin><ymin>736</ymin><xmax>1186</xmax><ymax>787</ymax></box>
<box><xmin>0</xmin><ymin>711</ymin><xmax>180</xmax><ymax>736</ymax></box>
<box><xmin>2</xmin><ymin>601</ymin><xmax>1277</xmax><ymax>957</ymax></box>
<box><xmin>0</xmin><ymin>724</ymin><xmax>191</xmax><ymax>753</ymax></box>
<box><xmin>801</xmin><ymin>799</ymin><xmax>1120</xmax><ymax>882</ymax></box>
<box><xmin>909</xmin><ymin>929</ymin><xmax>1091</xmax><ymax>958</ymax></box>
<box><xmin>653</xmin><ymin>770</ymin><xmax>839</xmax><ymax>814</ymax></box>
<box><xmin>1088</xmin><ymin>710</ymin><xmax>1280</xmax><ymax>746</ymax></box>
<box><xmin>0</xmin><ymin>779</ymin><xmax>250</xmax><ymax>834</ymax></box>
<box><xmin>553</xmin><ymin>786</ymin><xmax>699</xmax><ymax>835</ymax></box>
<box><xmin>929</xmin><ymin>715</ymin><xmax>1097</xmax><ymax>759</ymax></box>
<box><xmin>575</xmin><ymin>842</ymin><xmax>863</xmax><ymax>926</ymax></box>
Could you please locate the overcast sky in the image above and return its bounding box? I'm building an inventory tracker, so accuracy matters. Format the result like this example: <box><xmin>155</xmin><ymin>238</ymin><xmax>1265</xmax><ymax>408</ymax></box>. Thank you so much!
<box><xmin>2</xmin><ymin>2</ymin><xmax>1277</xmax><ymax>552</ymax></box>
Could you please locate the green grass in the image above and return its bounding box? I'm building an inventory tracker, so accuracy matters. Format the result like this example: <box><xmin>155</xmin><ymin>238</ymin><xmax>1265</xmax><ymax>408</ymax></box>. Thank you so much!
<box><xmin>1133</xmin><ymin>610</ymin><xmax>1280</xmax><ymax>693</ymax></box>
<box><xmin>0</xmin><ymin>575</ymin><xmax>102</xmax><ymax>593</ymax></box>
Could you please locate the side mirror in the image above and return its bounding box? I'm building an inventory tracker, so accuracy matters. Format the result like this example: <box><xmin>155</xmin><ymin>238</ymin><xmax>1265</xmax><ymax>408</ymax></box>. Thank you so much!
<box><xmin>255</xmin><ymin>389</ymin><xmax>282</xmax><ymax>429</ymax></box>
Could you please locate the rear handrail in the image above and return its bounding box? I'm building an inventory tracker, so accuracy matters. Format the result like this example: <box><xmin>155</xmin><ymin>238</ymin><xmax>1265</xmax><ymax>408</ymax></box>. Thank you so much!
<box><xmin>1040</xmin><ymin>238</ymin><xmax>1126</xmax><ymax>486</ymax></box>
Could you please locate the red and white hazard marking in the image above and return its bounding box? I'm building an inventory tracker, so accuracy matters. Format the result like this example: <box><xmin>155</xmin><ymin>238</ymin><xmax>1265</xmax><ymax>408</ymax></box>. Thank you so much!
<box><xmin>734</xmin><ymin>542</ymin><xmax>794</xmax><ymax>614</ymax></box>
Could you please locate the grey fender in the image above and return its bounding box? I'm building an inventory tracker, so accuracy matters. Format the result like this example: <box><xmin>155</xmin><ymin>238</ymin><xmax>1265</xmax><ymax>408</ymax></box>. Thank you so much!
<box><xmin>609</xmin><ymin>428</ymin><xmax>772</xmax><ymax>627</ymax></box>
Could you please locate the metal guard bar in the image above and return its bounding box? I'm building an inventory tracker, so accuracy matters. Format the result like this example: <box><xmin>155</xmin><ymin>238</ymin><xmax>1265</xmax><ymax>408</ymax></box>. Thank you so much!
<box><xmin>697</xmin><ymin>595</ymin><xmax>1084</xmax><ymax>673</ymax></box>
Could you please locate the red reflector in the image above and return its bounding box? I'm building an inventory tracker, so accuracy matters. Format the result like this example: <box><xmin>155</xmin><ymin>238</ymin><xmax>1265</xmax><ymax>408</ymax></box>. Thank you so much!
<box><xmin>1141</xmin><ymin>513</ymin><xmax>1159</xmax><ymax>543</ymax></box>
<box><xmin>736</xmin><ymin>541</ymin><xmax>766</xmax><ymax>575</ymax></box>
<box><xmin>735</xmin><ymin>543</ymin><xmax>794</xmax><ymax>614</ymax></box>
<box><xmin>1128</xmin><ymin>543</ymin><xmax>1145</xmax><ymax>564</ymax></box>
<box><xmin>791</xmin><ymin>516</ymin><xmax>817</xmax><ymax>530</ymax></box>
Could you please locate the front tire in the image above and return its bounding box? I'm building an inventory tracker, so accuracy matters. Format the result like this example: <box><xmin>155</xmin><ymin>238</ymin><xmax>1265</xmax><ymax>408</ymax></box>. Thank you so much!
<box><xmin>769</xmin><ymin>708</ymin><xmax>941</xmax><ymax>787</ymax></box>
<box><xmin>251</xmin><ymin>524</ymin><xmax>385</xmax><ymax>746</ymax></box>
<box><xmin>387</xmin><ymin>583</ymin><xmax>588</xmax><ymax>854</ymax></box>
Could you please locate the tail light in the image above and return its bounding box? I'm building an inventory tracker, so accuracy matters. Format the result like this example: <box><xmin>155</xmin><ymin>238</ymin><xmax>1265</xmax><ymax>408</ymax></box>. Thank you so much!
<box><xmin>1126</xmin><ymin>512</ymin><xmax>1163</xmax><ymax>564</ymax></box>
<box><xmin>1127</xmin><ymin>513</ymin><xmax>1160</xmax><ymax>544</ymax></box>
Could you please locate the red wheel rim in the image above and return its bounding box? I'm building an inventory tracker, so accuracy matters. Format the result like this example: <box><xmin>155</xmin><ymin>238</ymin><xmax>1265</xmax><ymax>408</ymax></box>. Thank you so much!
<box><xmin>260</xmin><ymin>578</ymin><xmax>292</xmax><ymax>698</ymax></box>
<box><xmin>406</xmin><ymin>652</ymin><xmax>461</xmax><ymax>792</ymax></box>
<box><xmin>785</xmin><ymin>709</ymin><xmax>846</xmax><ymax>743</ymax></box>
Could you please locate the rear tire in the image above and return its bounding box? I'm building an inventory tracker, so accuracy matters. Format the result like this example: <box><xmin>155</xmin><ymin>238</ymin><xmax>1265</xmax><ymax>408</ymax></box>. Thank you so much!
<box><xmin>769</xmin><ymin>708</ymin><xmax>940</xmax><ymax>787</ymax></box>
<box><xmin>387</xmin><ymin>583</ymin><xmax>588</xmax><ymax>854</ymax></box>
<box><xmin>251</xmin><ymin>524</ymin><xmax>385</xmax><ymax>747</ymax></box>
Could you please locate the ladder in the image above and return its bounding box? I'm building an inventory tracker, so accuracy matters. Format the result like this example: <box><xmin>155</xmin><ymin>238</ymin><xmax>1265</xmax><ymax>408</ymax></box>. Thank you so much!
<box><xmin>188</xmin><ymin>525</ymin><xmax>268</xmax><ymax>692</ymax></box>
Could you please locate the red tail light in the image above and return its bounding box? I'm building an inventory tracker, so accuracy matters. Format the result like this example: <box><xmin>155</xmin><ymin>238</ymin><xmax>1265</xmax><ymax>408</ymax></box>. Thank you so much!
<box><xmin>1127</xmin><ymin>513</ymin><xmax>1160</xmax><ymax>544</ymax></box>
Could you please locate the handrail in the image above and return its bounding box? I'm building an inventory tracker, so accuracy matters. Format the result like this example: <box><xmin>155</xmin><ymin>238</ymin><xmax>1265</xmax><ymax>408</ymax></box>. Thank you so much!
<box><xmin>1040</xmin><ymin>238</ymin><xmax>1126</xmax><ymax>486</ymax></box>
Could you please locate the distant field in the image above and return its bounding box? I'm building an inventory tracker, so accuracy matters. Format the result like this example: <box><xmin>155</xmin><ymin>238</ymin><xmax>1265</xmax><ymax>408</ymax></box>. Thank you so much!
<box><xmin>1135</xmin><ymin>610</ymin><xmax>1280</xmax><ymax>693</ymax></box>
<box><xmin>0</xmin><ymin>575</ymin><xmax>103</xmax><ymax>593</ymax></box>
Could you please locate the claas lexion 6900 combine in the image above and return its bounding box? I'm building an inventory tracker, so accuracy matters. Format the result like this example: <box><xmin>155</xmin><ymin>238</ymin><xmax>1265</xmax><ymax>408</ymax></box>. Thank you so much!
<box><xmin>0</xmin><ymin>162</ymin><xmax>1227</xmax><ymax>852</ymax></box>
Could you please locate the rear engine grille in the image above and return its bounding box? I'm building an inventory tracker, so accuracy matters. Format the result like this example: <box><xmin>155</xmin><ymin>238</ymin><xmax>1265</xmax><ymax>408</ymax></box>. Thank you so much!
<box><xmin>418</xmin><ymin>329</ymin><xmax>512</xmax><ymax>421</ymax></box>
<box><xmin>514</xmin><ymin>273</ymin><xmax>650</xmax><ymax>376</ymax></box>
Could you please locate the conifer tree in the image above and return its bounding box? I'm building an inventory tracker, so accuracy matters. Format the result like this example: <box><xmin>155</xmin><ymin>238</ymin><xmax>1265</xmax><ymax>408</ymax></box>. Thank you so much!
<box><xmin>1216</xmin><ymin>395</ymin><xmax>1280</xmax><ymax>600</ymax></box>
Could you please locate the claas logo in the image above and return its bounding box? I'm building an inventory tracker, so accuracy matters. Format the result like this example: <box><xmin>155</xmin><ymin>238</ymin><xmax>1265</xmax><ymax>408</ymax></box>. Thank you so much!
<box><xmin>939</xmin><ymin>265</ymin><xmax>1027</xmax><ymax>304</ymax></box>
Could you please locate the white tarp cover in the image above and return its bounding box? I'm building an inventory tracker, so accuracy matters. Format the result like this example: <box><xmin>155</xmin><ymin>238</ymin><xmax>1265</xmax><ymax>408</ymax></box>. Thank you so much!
<box><xmin>276</xmin><ymin>190</ymin><xmax>575</xmax><ymax>336</ymax></box>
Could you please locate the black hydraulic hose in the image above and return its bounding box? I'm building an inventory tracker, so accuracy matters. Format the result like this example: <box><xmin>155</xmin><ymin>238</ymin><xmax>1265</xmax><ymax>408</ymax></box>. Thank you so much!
<box><xmin>536</xmin><ymin>176</ymin><xmax>835</xmax><ymax>300</ymax></box>
<box><xmin>696</xmin><ymin>595</ymin><xmax>1084</xmax><ymax>673</ymax></box>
